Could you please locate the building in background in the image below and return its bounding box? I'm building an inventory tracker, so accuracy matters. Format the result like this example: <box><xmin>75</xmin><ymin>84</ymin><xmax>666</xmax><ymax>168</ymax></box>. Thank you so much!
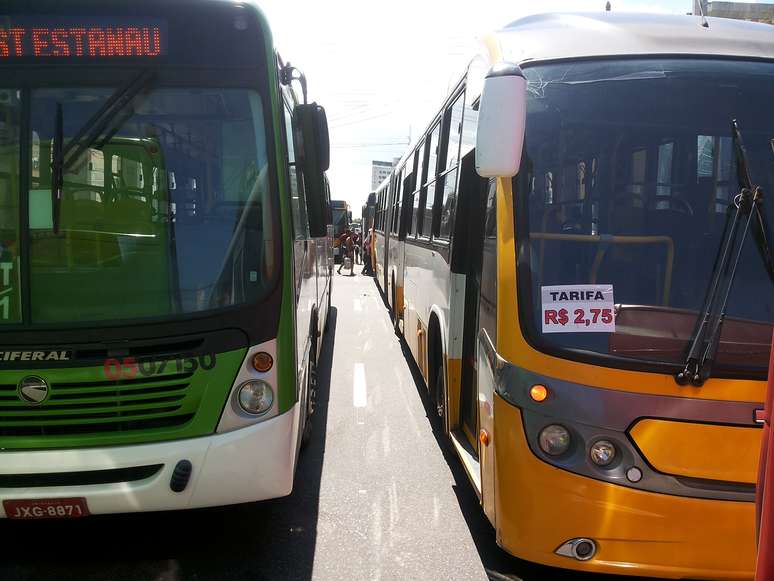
<box><xmin>694</xmin><ymin>1</ymin><xmax>774</xmax><ymax>23</ymax></box>
<box><xmin>371</xmin><ymin>158</ymin><xmax>399</xmax><ymax>190</ymax></box>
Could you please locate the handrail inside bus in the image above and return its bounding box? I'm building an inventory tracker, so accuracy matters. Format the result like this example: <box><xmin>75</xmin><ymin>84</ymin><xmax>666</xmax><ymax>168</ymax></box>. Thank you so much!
<box><xmin>529</xmin><ymin>232</ymin><xmax>674</xmax><ymax>306</ymax></box>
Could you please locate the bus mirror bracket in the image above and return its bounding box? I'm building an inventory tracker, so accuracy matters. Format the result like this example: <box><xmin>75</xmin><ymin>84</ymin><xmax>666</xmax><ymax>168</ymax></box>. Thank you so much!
<box><xmin>475</xmin><ymin>62</ymin><xmax>527</xmax><ymax>178</ymax></box>
<box><xmin>294</xmin><ymin>103</ymin><xmax>331</xmax><ymax>238</ymax></box>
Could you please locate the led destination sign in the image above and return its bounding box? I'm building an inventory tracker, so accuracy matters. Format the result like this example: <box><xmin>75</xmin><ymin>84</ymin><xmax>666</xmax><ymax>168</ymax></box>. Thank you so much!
<box><xmin>0</xmin><ymin>18</ymin><xmax>167</xmax><ymax>58</ymax></box>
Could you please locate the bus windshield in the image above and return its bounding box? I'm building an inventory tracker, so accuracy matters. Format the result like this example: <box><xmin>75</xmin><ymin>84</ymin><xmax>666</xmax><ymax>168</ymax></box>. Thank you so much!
<box><xmin>517</xmin><ymin>58</ymin><xmax>774</xmax><ymax>375</ymax></box>
<box><xmin>331</xmin><ymin>202</ymin><xmax>349</xmax><ymax>236</ymax></box>
<box><xmin>0</xmin><ymin>83</ymin><xmax>276</xmax><ymax>326</ymax></box>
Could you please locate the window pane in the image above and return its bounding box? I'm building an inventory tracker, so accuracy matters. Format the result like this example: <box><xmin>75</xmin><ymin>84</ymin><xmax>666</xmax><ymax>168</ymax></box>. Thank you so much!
<box><xmin>697</xmin><ymin>135</ymin><xmax>714</xmax><ymax>178</ymax></box>
<box><xmin>484</xmin><ymin>176</ymin><xmax>496</xmax><ymax>239</ymax></box>
<box><xmin>438</xmin><ymin>169</ymin><xmax>458</xmax><ymax>240</ymax></box>
<box><xmin>656</xmin><ymin>142</ymin><xmax>674</xmax><ymax>200</ymax></box>
<box><xmin>285</xmin><ymin>107</ymin><xmax>308</xmax><ymax>240</ymax></box>
<box><xmin>0</xmin><ymin>89</ymin><xmax>21</xmax><ymax>323</ymax></box>
<box><xmin>29</xmin><ymin>87</ymin><xmax>275</xmax><ymax>323</ymax></box>
<box><xmin>426</xmin><ymin>123</ymin><xmax>440</xmax><ymax>185</ymax></box>
<box><xmin>392</xmin><ymin>169</ymin><xmax>403</xmax><ymax>233</ymax></box>
<box><xmin>461</xmin><ymin>94</ymin><xmax>478</xmax><ymax>156</ymax></box>
<box><xmin>415</xmin><ymin>142</ymin><xmax>425</xmax><ymax>190</ymax></box>
<box><xmin>422</xmin><ymin>182</ymin><xmax>435</xmax><ymax>236</ymax></box>
<box><xmin>698</xmin><ymin>135</ymin><xmax>734</xmax><ymax>213</ymax></box>
<box><xmin>446</xmin><ymin>94</ymin><xmax>464</xmax><ymax>171</ymax></box>
<box><xmin>411</xmin><ymin>190</ymin><xmax>420</xmax><ymax>236</ymax></box>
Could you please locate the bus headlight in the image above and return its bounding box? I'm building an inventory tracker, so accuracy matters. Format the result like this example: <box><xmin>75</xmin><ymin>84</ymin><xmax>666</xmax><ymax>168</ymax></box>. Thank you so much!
<box><xmin>539</xmin><ymin>424</ymin><xmax>570</xmax><ymax>456</ymax></box>
<box><xmin>589</xmin><ymin>440</ymin><xmax>616</xmax><ymax>466</ymax></box>
<box><xmin>238</xmin><ymin>380</ymin><xmax>274</xmax><ymax>415</ymax></box>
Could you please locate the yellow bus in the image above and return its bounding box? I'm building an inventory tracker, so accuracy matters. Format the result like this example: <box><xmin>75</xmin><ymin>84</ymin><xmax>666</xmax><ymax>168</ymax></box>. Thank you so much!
<box><xmin>373</xmin><ymin>12</ymin><xmax>774</xmax><ymax>578</ymax></box>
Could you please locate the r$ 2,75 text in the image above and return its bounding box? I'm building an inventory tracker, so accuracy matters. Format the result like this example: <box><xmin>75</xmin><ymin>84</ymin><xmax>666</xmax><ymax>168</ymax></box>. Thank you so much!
<box><xmin>544</xmin><ymin>307</ymin><xmax>613</xmax><ymax>327</ymax></box>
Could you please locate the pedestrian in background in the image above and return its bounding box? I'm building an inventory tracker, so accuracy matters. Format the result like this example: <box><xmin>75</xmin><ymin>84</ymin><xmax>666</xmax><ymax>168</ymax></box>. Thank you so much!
<box><xmin>337</xmin><ymin>230</ymin><xmax>355</xmax><ymax>276</ymax></box>
<box><xmin>353</xmin><ymin>231</ymin><xmax>362</xmax><ymax>265</ymax></box>
<box><xmin>362</xmin><ymin>233</ymin><xmax>374</xmax><ymax>276</ymax></box>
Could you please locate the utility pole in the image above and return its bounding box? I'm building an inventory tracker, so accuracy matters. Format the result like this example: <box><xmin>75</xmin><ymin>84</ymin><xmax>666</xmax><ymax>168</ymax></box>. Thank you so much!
<box><xmin>693</xmin><ymin>0</ymin><xmax>707</xmax><ymax>16</ymax></box>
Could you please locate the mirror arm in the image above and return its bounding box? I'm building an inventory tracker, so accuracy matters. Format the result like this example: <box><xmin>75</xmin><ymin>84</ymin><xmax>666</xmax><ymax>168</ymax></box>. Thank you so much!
<box><xmin>279</xmin><ymin>62</ymin><xmax>308</xmax><ymax>104</ymax></box>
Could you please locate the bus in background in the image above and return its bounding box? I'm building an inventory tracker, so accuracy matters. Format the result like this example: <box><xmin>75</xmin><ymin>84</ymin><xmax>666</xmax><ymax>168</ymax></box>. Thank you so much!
<box><xmin>372</xmin><ymin>178</ymin><xmax>392</xmax><ymax>296</ymax></box>
<box><xmin>376</xmin><ymin>12</ymin><xmax>774</xmax><ymax>578</ymax></box>
<box><xmin>361</xmin><ymin>191</ymin><xmax>376</xmax><ymax>267</ymax></box>
<box><xmin>361</xmin><ymin>192</ymin><xmax>376</xmax><ymax>244</ymax></box>
<box><xmin>331</xmin><ymin>198</ymin><xmax>350</xmax><ymax>262</ymax></box>
<box><xmin>0</xmin><ymin>0</ymin><xmax>332</xmax><ymax>518</ymax></box>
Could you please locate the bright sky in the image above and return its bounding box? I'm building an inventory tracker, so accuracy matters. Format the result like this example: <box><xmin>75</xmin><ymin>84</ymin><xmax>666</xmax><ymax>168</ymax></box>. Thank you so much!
<box><xmin>259</xmin><ymin>0</ymin><xmax>757</xmax><ymax>217</ymax></box>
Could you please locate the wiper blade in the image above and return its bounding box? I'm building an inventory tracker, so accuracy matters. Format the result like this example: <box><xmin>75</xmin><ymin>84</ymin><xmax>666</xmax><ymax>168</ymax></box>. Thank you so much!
<box><xmin>677</xmin><ymin>120</ymin><xmax>771</xmax><ymax>386</ymax></box>
<box><xmin>62</xmin><ymin>68</ymin><xmax>154</xmax><ymax>170</ymax></box>
<box><xmin>51</xmin><ymin>103</ymin><xmax>64</xmax><ymax>234</ymax></box>
<box><xmin>50</xmin><ymin>68</ymin><xmax>154</xmax><ymax>233</ymax></box>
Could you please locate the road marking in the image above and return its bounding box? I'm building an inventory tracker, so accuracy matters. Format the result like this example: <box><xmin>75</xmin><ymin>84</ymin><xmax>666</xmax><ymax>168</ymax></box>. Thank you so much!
<box><xmin>353</xmin><ymin>363</ymin><xmax>367</xmax><ymax>408</ymax></box>
<box><xmin>353</xmin><ymin>299</ymin><xmax>363</xmax><ymax>312</ymax></box>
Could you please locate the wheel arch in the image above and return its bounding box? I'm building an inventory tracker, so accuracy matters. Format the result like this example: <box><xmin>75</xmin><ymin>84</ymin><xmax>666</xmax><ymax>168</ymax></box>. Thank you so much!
<box><xmin>427</xmin><ymin>305</ymin><xmax>450</xmax><ymax>432</ymax></box>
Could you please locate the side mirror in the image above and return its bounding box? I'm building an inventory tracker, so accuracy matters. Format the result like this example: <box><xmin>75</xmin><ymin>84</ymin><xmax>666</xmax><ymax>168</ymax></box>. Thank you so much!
<box><xmin>293</xmin><ymin>102</ymin><xmax>330</xmax><ymax>237</ymax></box>
<box><xmin>475</xmin><ymin>62</ymin><xmax>527</xmax><ymax>178</ymax></box>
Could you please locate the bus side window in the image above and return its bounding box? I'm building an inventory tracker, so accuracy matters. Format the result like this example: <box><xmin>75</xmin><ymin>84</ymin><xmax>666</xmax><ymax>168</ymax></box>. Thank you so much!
<box><xmin>399</xmin><ymin>171</ymin><xmax>412</xmax><ymax>240</ymax></box>
<box><xmin>392</xmin><ymin>168</ymin><xmax>403</xmax><ymax>235</ymax></box>
<box><xmin>379</xmin><ymin>188</ymin><xmax>385</xmax><ymax>231</ymax></box>
<box><xmin>479</xmin><ymin>179</ymin><xmax>497</xmax><ymax>340</ymax></box>
<box><xmin>422</xmin><ymin>121</ymin><xmax>441</xmax><ymax>237</ymax></box>
<box><xmin>284</xmin><ymin>104</ymin><xmax>309</xmax><ymax>240</ymax></box>
<box><xmin>413</xmin><ymin>140</ymin><xmax>427</xmax><ymax>237</ymax></box>
<box><xmin>437</xmin><ymin>90</ymin><xmax>464</xmax><ymax>241</ymax></box>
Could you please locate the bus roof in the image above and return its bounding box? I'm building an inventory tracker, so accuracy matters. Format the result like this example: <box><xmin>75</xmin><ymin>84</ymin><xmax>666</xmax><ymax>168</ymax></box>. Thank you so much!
<box><xmin>495</xmin><ymin>12</ymin><xmax>774</xmax><ymax>65</ymax></box>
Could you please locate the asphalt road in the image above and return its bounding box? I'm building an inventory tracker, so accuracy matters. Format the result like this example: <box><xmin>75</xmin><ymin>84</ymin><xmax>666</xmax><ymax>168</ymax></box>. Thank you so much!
<box><xmin>0</xmin><ymin>271</ymin><xmax>658</xmax><ymax>581</ymax></box>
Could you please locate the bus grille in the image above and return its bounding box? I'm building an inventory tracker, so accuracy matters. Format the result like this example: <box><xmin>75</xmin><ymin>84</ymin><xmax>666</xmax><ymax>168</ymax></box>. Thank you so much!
<box><xmin>0</xmin><ymin>372</ymin><xmax>195</xmax><ymax>437</ymax></box>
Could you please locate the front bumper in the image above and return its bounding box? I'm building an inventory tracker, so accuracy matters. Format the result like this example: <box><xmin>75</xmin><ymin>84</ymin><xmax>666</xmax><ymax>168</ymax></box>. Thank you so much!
<box><xmin>0</xmin><ymin>403</ymin><xmax>300</xmax><ymax>516</ymax></box>
<box><xmin>494</xmin><ymin>394</ymin><xmax>755</xmax><ymax>579</ymax></box>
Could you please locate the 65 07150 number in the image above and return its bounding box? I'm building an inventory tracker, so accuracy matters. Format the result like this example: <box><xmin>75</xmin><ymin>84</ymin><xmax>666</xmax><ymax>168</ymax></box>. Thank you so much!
<box><xmin>102</xmin><ymin>353</ymin><xmax>216</xmax><ymax>380</ymax></box>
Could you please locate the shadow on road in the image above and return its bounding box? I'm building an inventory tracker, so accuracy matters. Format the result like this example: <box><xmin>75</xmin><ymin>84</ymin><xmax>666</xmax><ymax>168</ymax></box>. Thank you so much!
<box><xmin>0</xmin><ymin>308</ymin><xmax>339</xmax><ymax>581</ymax></box>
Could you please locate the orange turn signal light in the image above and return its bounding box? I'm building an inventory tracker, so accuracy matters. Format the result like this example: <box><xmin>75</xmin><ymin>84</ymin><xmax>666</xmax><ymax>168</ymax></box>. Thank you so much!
<box><xmin>252</xmin><ymin>352</ymin><xmax>273</xmax><ymax>373</ymax></box>
<box><xmin>529</xmin><ymin>384</ymin><xmax>549</xmax><ymax>402</ymax></box>
<box><xmin>479</xmin><ymin>429</ymin><xmax>490</xmax><ymax>447</ymax></box>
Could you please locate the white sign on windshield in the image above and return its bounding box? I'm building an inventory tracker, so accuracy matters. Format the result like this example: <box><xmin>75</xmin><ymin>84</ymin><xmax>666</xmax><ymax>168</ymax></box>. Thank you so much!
<box><xmin>541</xmin><ymin>284</ymin><xmax>615</xmax><ymax>333</ymax></box>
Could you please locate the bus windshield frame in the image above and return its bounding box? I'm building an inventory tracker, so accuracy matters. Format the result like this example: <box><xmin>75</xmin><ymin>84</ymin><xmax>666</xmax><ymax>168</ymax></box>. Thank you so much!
<box><xmin>514</xmin><ymin>57</ymin><xmax>774</xmax><ymax>379</ymax></box>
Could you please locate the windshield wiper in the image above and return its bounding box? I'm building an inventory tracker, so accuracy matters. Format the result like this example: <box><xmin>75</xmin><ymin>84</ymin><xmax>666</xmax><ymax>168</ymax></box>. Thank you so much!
<box><xmin>51</xmin><ymin>103</ymin><xmax>64</xmax><ymax>235</ymax></box>
<box><xmin>677</xmin><ymin>120</ymin><xmax>773</xmax><ymax>386</ymax></box>
<box><xmin>50</xmin><ymin>68</ymin><xmax>154</xmax><ymax>233</ymax></box>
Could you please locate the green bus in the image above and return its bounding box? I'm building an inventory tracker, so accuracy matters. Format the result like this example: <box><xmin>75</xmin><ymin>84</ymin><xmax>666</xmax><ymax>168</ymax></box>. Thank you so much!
<box><xmin>0</xmin><ymin>0</ymin><xmax>333</xmax><ymax>518</ymax></box>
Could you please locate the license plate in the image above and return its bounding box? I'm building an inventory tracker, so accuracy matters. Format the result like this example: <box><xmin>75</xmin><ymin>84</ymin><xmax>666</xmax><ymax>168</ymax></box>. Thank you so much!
<box><xmin>3</xmin><ymin>497</ymin><xmax>90</xmax><ymax>519</ymax></box>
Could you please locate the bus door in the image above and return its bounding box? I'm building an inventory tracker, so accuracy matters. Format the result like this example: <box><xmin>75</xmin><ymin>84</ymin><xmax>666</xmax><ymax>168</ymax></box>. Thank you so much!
<box><xmin>457</xmin><ymin>150</ymin><xmax>489</xmax><ymax>450</ymax></box>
